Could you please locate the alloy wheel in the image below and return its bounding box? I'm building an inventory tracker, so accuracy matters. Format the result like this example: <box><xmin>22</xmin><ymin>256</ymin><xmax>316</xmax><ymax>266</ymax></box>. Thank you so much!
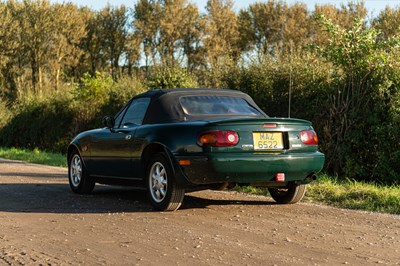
<box><xmin>70</xmin><ymin>154</ymin><xmax>82</xmax><ymax>187</ymax></box>
<box><xmin>149</xmin><ymin>162</ymin><xmax>168</xmax><ymax>203</ymax></box>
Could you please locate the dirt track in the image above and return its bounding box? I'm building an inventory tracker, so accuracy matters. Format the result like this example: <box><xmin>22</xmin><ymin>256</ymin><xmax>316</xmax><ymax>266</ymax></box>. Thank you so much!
<box><xmin>0</xmin><ymin>158</ymin><xmax>399</xmax><ymax>265</ymax></box>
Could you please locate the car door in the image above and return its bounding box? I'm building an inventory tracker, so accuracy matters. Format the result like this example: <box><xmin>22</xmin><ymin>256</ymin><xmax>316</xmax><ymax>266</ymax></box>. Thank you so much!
<box><xmin>88</xmin><ymin>97</ymin><xmax>151</xmax><ymax>178</ymax></box>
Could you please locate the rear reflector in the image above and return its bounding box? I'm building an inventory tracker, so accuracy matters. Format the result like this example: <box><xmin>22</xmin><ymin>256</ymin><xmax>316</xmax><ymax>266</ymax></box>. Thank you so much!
<box><xmin>276</xmin><ymin>173</ymin><xmax>285</xmax><ymax>182</ymax></box>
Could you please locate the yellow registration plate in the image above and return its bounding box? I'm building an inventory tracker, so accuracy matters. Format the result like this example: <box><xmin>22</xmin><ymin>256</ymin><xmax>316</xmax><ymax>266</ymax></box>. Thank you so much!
<box><xmin>253</xmin><ymin>132</ymin><xmax>284</xmax><ymax>150</ymax></box>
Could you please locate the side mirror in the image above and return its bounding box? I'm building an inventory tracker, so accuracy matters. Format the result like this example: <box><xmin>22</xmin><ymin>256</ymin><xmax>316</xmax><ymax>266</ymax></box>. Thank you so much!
<box><xmin>102</xmin><ymin>116</ymin><xmax>115</xmax><ymax>129</ymax></box>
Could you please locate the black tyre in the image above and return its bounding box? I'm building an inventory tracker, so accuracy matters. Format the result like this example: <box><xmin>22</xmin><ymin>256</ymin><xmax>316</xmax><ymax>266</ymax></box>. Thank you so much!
<box><xmin>68</xmin><ymin>152</ymin><xmax>95</xmax><ymax>194</ymax></box>
<box><xmin>268</xmin><ymin>182</ymin><xmax>306</xmax><ymax>204</ymax></box>
<box><xmin>146</xmin><ymin>153</ymin><xmax>185</xmax><ymax>211</ymax></box>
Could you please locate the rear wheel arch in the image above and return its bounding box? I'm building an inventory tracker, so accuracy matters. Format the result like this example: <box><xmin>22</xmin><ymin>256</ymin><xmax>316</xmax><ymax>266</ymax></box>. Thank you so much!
<box><xmin>142</xmin><ymin>143</ymin><xmax>192</xmax><ymax>188</ymax></box>
<box><xmin>142</xmin><ymin>143</ymin><xmax>171</xmax><ymax>168</ymax></box>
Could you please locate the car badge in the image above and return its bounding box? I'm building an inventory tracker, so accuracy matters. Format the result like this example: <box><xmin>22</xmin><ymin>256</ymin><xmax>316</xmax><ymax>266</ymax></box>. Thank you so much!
<box><xmin>241</xmin><ymin>144</ymin><xmax>254</xmax><ymax>150</ymax></box>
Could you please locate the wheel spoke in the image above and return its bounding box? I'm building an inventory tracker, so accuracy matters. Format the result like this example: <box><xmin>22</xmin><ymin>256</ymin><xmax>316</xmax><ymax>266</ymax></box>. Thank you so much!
<box><xmin>156</xmin><ymin>165</ymin><xmax>161</xmax><ymax>175</ymax></box>
<box><xmin>160</xmin><ymin>168</ymin><xmax>165</xmax><ymax>177</ymax></box>
<box><xmin>155</xmin><ymin>190</ymin><xmax>161</xmax><ymax>200</ymax></box>
<box><xmin>159</xmin><ymin>188</ymin><xmax>166</xmax><ymax>197</ymax></box>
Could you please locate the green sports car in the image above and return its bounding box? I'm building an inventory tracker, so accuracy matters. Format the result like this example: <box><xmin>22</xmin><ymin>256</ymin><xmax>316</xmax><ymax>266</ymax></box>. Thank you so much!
<box><xmin>67</xmin><ymin>88</ymin><xmax>325</xmax><ymax>211</ymax></box>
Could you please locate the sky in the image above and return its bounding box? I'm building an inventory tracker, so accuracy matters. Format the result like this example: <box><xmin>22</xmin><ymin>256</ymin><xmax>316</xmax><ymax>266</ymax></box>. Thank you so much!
<box><xmin>50</xmin><ymin>0</ymin><xmax>400</xmax><ymax>17</ymax></box>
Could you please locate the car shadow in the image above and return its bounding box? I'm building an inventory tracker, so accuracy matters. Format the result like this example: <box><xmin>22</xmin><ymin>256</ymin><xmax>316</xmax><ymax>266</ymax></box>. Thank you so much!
<box><xmin>181</xmin><ymin>194</ymin><xmax>273</xmax><ymax>210</ymax></box>
<box><xmin>1</xmin><ymin>172</ymin><xmax>67</xmax><ymax>178</ymax></box>
<box><xmin>0</xmin><ymin>183</ymin><xmax>273</xmax><ymax>214</ymax></box>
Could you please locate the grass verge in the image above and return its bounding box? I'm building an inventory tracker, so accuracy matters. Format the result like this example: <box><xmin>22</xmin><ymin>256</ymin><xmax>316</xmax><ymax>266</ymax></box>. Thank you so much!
<box><xmin>305</xmin><ymin>174</ymin><xmax>400</xmax><ymax>215</ymax></box>
<box><xmin>0</xmin><ymin>147</ymin><xmax>66</xmax><ymax>167</ymax></box>
<box><xmin>0</xmin><ymin>147</ymin><xmax>399</xmax><ymax>215</ymax></box>
<box><xmin>234</xmin><ymin>173</ymin><xmax>400</xmax><ymax>215</ymax></box>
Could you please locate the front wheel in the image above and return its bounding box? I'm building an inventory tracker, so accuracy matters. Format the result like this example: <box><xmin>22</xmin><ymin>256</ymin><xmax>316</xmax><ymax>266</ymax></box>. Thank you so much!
<box><xmin>146</xmin><ymin>153</ymin><xmax>185</xmax><ymax>211</ymax></box>
<box><xmin>268</xmin><ymin>182</ymin><xmax>306</xmax><ymax>204</ymax></box>
<box><xmin>68</xmin><ymin>152</ymin><xmax>95</xmax><ymax>194</ymax></box>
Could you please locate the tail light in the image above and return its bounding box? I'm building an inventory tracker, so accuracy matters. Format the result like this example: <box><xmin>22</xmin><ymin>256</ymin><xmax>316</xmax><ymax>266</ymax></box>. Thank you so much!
<box><xmin>198</xmin><ymin>130</ymin><xmax>239</xmax><ymax>147</ymax></box>
<box><xmin>300</xmin><ymin>130</ymin><xmax>319</xmax><ymax>145</ymax></box>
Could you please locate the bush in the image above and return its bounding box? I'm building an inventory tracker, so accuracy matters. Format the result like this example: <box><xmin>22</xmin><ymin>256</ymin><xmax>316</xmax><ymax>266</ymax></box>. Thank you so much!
<box><xmin>222</xmin><ymin>55</ymin><xmax>331</xmax><ymax>121</ymax></box>
<box><xmin>100</xmin><ymin>74</ymin><xmax>148</xmax><ymax>121</ymax></box>
<box><xmin>71</xmin><ymin>72</ymin><xmax>146</xmax><ymax>133</ymax></box>
<box><xmin>312</xmin><ymin>16</ymin><xmax>400</xmax><ymax>183</ymax></box>
<box><xmin>146</xmin><ymin>65</ymin><xmax>198</xmax><ymax>89</ymax></box>
<box><xmin>0</xmin><ymin>95</ymin><xmax>75</xmax><ymax>152</ymax></box>
<box><xmin>0</xmin><ymin>99</ymin><xmax>12</xmax><ymax>129</ymax></box>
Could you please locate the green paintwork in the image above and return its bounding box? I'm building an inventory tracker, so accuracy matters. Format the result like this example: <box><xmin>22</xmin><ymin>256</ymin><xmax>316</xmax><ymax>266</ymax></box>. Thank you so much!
<box><xmin>68</xmin><ymin>116</ymin><xmax>325</xmax><ymax>189</ymax></box>
<box><xmin>178</xmin><ymin>152</ymin><xmax>324</xmax><ymax>184</ymax></box>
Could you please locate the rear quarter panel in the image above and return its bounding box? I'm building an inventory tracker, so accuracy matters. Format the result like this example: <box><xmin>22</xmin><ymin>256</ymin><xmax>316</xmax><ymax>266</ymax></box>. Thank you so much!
<box><xmin>134</xmin><ymin>122</ymin><xmax>206</xmax><ymax>155</ymax></box>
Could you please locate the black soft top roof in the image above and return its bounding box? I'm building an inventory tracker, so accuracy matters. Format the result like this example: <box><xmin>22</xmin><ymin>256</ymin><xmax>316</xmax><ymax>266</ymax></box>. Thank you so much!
<box><xmin>132</xmin><ymin>88</ymin><xmax>265</xmax><ymax>124</ymax></box>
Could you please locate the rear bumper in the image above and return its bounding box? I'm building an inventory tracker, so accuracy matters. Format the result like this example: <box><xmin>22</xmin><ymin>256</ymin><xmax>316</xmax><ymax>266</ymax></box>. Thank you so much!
<box><xmin>174</xmin><ymin>152</ymin><xmax>325</xmax><ymax>185</ymax></box>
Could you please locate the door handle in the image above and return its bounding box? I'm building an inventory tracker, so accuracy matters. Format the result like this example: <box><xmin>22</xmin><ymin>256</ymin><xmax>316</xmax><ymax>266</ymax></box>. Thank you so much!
<box><xmin>116</xmin><ymin>129</ymin><xmax>131</xmax><ymax>134</ymax></box>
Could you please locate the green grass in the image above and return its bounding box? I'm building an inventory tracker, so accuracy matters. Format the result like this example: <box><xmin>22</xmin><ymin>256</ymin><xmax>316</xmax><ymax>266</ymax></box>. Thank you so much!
<box><xmin>234</xmin><ymin>174</ymin><xmax>400</xmax><ymax>215</ymax></box>
<box><xmin>305</xmin><ymin>174</ymin><xmax>400</xmax><ymax>215</ymax></box>
<box><xmin>0</xmin><ymin>147</ymin><xmax>67</xmax><ymax>167</ymax></box>
<box><xmin>0</xmin><ymin>147</ymin><xmax>399</xmax><ymax>215</ymax></box>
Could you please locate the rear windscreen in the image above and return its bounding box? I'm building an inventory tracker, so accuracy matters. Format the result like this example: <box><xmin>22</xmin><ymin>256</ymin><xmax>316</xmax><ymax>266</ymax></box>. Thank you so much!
<box><xmin>179</xmin><ymin>96</ymin><xmax>263</xmax><ymax>116</ymax></box>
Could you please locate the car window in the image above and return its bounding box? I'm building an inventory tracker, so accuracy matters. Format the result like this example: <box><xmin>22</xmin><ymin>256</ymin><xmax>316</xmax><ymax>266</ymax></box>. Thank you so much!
<box><xmin>118</xmin><ymin>98</ymin><xmax>150</xmax><ymax>128</ymax></box>
<box><xmin>179</xmin><ymin>96</ymin><xmax>263</xmax><ymax>116</ymax></box>
<box><xmin>114</xmin><ymin>104</ymin><xmax>129</xmax><ymax>128</ymax></box>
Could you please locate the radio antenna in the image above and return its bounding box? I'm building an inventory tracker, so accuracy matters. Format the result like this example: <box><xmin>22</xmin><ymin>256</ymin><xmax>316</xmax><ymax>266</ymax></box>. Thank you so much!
<box><xmin>288</xmin><ymin>42</ymin><xmax>293</xmax><ymax>118</ymax></box>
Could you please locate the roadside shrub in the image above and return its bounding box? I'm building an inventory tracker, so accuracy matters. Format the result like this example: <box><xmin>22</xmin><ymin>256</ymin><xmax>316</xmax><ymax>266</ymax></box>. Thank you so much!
<box><xmin>100</xmin><ymin>74</ymin><xmax>148</xmax><ymax>119</ymax></box>
<box><xmin>0</xmin><ymin>99</ymin><xmax>12</xmax><ymax>129</ymax></box>
<box><xmin>0</xmin><ymin>95</ymin><xmax>74</xmax><ymax>152</ymax></box>
<box><xmin>71</xmin><ymin>72</ymin><xmax>147</xmax><ymax>132</ymax></box>
<box><xmin>312</xmin><ymin>16</ymin><xmax>400</xmax><ymax>183</ymax></box>
<box><xmin>223</xmin><ymin>56</ymin><xmax>331</xmax><ymax>120</ymax></box>
<box><xmin>146</xmin><ymin>65</ymin><xmax>198</xmax><ymax>89</ymax></box>
<box><xmin>71</xmin><ymin>72</ymin><xmax>114</xmax><ymax>129</ymax></box>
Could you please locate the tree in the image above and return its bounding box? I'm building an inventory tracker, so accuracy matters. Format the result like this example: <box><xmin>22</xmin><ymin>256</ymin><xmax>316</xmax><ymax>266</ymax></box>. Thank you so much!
<box><xmin>50</xmin><ymin>3</ymin><xmax>87</xmax><ymax>89</ymax></box>
<box><xmin>281</xmin><ymin>2</ymin><xmax>310</xmax><ymax>56</ymax></box>
<box><xmin>203</xmin><ymin>0</ymin><xmax>239</xmax><ymax>86</ymax></box>
<box><xmin>158</xmin><ymin>0</ymin><xmax>201</xmax><ymax>67</ymax></box>
<box><xmin>0</xmin><ymin>1</ymin><xmax>23</xmax><ymax>98</ymax></box>
<box><xmin>180</xmin><ymin>3</ymin><xmax>204</xmax><ymax>71</ymax></box>
<box><xmin>238</xmin><ymin>1</ymin><xmax>286</xmax><ymax>61</ymax></box>
<box><xmin>204</xmin><ymin>0</ymin><xmax>239</xmax><ymax>61</ymax></box>
<box><xmin>15</xmin><ymin>0</ymin><xmax>55</xmax><ymax>93</ymax></box>
<box><xmin>311</xmin><ymin>2</ymin><xmax>367</xmax><ymax>46</ymax></box>
<box><xmin>97</xmin><ymin>5</ymin><xmax>129</xmax><ymax>79</ymax></box>
<box><xmin>133</xmin><ymin>0</ymin><xmax>161</xmax><ymax>67</ymax></box>
<box><xmin>373</xmin><ymin>6</ymin><xmax>400</xmax><ymax>39</ymax></box>
<box><xmin>78</xmin><ymin>8</ymin><xmax>105</xmax><ymax>77</ymax></box>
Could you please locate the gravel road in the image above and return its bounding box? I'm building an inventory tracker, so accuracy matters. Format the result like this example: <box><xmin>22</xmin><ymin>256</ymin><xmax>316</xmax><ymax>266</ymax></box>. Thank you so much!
<box><xmin>0</xmin><ymin>158</ymin><xmax>399</xmax><ymax>265</ymax></box>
